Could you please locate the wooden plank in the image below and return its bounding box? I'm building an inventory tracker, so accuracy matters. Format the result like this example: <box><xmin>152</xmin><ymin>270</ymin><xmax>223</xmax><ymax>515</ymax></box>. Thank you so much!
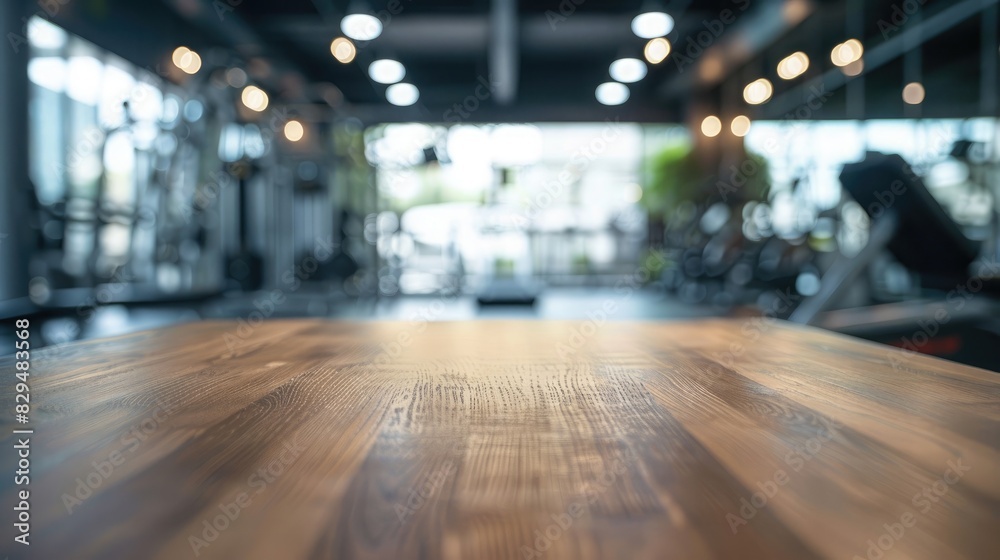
<box><xmin>0</xmin><ymin>319</ymin><xmax>997</xmax><ymax>559</ymax></box>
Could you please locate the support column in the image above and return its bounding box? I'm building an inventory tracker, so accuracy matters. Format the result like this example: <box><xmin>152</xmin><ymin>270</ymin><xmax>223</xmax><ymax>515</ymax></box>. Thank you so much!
<box><xmin>0</xmin><ymin>1</ymin><xmax>32</xmax><ymax>306</ymax></box>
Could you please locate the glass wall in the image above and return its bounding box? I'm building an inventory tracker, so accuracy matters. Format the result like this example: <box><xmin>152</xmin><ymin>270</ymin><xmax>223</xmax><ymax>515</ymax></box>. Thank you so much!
<box><xmin>366</xmin><ymin>122</ymin><xmax>650</xmax><ymax>295</ymax></box>
<box><xmin>26</xmin><ymin>17</ymin><xmax>226</xmax><ymax>303</ymax></box>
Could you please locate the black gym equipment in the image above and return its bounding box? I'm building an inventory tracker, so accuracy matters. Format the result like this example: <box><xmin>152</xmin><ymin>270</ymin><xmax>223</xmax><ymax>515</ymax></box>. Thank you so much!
<box><xmin>790</xmin><ymin>151</ymin><xmax>1000</xmax><ymax>371</ymax></box>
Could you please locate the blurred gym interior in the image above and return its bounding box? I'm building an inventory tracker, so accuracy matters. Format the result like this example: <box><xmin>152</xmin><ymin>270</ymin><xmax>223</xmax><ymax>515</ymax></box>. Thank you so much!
<box><xmin>1</xmin><ymin>0</ymin><xmax>999</xmax><ymax>371</ymax></box>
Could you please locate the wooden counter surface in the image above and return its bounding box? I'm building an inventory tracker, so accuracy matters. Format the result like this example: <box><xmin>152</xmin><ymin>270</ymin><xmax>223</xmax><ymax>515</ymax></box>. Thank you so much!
<box><xmin>2</xmin><ymin>319</ymin><xmax>998</xmax><ymax>559</ymax></box>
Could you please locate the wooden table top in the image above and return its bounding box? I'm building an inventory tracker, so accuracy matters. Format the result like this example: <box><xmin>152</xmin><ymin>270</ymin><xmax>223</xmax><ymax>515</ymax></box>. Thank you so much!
<box><xmin>2</xmin><ymin>319</ymin><xmax>999</xmax><ymax>559</ymax></box>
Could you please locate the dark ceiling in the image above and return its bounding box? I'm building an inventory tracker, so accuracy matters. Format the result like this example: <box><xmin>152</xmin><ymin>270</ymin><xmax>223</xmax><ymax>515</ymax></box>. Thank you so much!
<box><xmin>41</xmin><ymin>0</ymin><xmax>1000</xmax><ymax>123</ymax></box>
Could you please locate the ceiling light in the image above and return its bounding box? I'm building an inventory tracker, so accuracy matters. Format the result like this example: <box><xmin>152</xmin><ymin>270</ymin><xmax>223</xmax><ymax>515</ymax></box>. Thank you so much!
<box><xmin>831</xmin><ymin>39</ymin><xmax>863</xmax><ymax>67</ymax></box>
<box><xmin>180</xmin><ymin>52</ymin><xmax>201</xmax><ymax>74</ymax></box>
<box><xmin>369</xmin><ymin>59</ymin><xmax>405</xmax><ymax>84</ymax></box>
<box><xmin>172</xmin><ymin>47</ymin><xmax>190</xmax><ymax>68</ymax></box>
<box><xmin>644</xmin><ymin>38</ymin><xmax>671</xmax><ymax>64</ymax></box>
<box><xmin>596</xmin><ymin>82</ymin><xmax>629</xmax><ymax>105</ymax></box>
<box><xmin>341</xmin><ymin>13</ymin><xmax>382</xmax><ymax>41</ymax></box>
<box><xmin>903</xmin><ymin>82</ymin><xmax>925</xmax><ymax>105</ymax></box>
<box><xmin>609</xmin><ymin>58</ymin><xmax>647</xmax><ymax>83</ymax></box>
<box><xmin>777</xmin><ymin>52</ymin><xmax>809</xmax><ymax>80</ymax></box>
<box><xmin>731</xmin><ymin>115</ymin><xmax>751</xmax><ymax>137</ymax></box>
<box><xmin>330</xmin><ymin>37</ymin><xmax>356</xmax><ymax>63</ymax></box>
<box><xmin>841</xmin><ymin>59</ymin><xmax>864</xmax><ymax>76</ymax></box>
<box><xmin>743</xmin><ymin>78</ymin><xmax>773</xmax><ymax>105</ymax></box>
<box><xmin>701</xmin><ymin>116</ymin><xmax>722</xmax><ymax>138</ymax></box>
<box><xmin>172</xmin><ymin>46</ymin><xmax>201</xmax><ymax>75</ymax></box>
<box><xmin>284</xmin><ymin>120</ymin><xmax>304</xmax><ymax>142</ymax></box>
<box><xmin>241</xmin><ymin>85</ymin><xmax>269</xmax><ymax>112</ymax></box>
<box><xmin>631</xmin><ymin>12</ymin><xmax>674</xmax><ymax>39</ymax></box>
<box><xmin>386</xmin><ymin>83</ymin><xmax>419</xmax><ymax>106</ymax></box>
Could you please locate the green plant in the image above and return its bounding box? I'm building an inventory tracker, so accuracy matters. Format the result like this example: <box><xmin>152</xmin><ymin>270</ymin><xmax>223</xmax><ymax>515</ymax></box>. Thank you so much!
<box><xmin>642</xmin><ymin>144</ymin><xmax>706</xmax><ymax>215</ymax></box>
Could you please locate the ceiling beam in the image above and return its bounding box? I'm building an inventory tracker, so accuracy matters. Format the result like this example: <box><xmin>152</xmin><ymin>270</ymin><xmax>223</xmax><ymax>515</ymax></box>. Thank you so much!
<box><xmin>159</xmin><ymin>0</ymin><xmax>312</xmax><ymax>100</ymax></box>
<box><xmin>346</xmin><ymin>102</ymin><xmax>678</xmax><ymax>125</ymax></box>
<box><xmin>490</xmin><ymin>0</ymin><xmax>519</xmax><ymax>105</ymax></box>
<box><xmin>760</xmin><ymin>0</ymin><xmax>1000</xmax><ymax>118</ymax></box>
<box><xmin>659</xmin><ymin>0</ymin><xmax>816</xmax><ymax>99</ymax></box>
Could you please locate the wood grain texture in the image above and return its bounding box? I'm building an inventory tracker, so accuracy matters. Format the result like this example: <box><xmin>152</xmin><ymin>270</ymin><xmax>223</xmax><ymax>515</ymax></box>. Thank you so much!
<box><xmin>1</xmin><ymin>319</ymin><xmax>998</xmax><ymax>559</ymax></box>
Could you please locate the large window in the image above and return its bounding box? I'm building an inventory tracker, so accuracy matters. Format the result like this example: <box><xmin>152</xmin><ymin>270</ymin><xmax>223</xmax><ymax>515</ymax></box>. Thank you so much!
<box><xmin>365</xmin><ymin>123</ymin><xmax>649</xmax><ymax>294</ymax></box>
<box><xmin>26</xmin><ymin>17</ymin><xmax>222</xmax><ymax>299</ymax></box>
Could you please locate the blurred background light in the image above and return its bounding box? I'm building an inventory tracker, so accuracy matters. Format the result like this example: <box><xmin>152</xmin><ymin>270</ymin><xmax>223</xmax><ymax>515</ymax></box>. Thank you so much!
<box><xmin>386</xmin><ymin>83</ymin><xmax>419</xmax><ymax>106</ymax></box>
<box><xmin>777</xmin><ymin>52</ymin><xmax>809</xmax><ymax>80</ymax></box>
<box><xmin>284</xmin><ymin>120</ymin><xmax>305</xmax><ymax>142</ymax></box>
<box><xmin>241</xmin><ymin>85</ymin><xmax>269</xmax><ymax>111</ymax></box>
<box><xmin>701</xmin><ymin>116</ymin><xmax>722</xmax><ymax>137</ymax></box>
<box><xmin>903</xmin><ymin>82</ymin><xmax>925</xmax><ymax>105</ymax></box>
<box><xmin>595</xmin><ymin>82</ymin><xmax>629</xmax><ymax>105</ymax></box>
<box><xmin>330</xmin><ymin>37</ymin><xmax>356</xmax><ymax>63</ymax></box>
<box><xmin>609</xmin><ymin>58</ymin><xmax>647</xmax><ymax>83</ymax></box>
<box><xmin>731</xmin><ymin>115</ymin><xmax>751</xmax><ymax>137</ymax></box>
<box><xmin>831</xmin><ymin>39</ymin><xmax>863</xmax><ymax>67</ymax></box>
<box><xmin>171</xmin><ymin>46</ymin><xmax>201</xmax><ymax>74</ymax></box>
<box><xmin>644</xmin><ymin>38</ymin><xmax>671</xmax><ymax>64</ymax></box>
<box><xmin>841</xmin><ymin>59</ymin><xmax>864</xmax><ymax>76</ymax></box>
<box><xmin>631</xmin><ymin>12</ymin><xmax>674</xmax><ymax>39</ymax></box>
<box><xmin>369</xmin><ymin>59</ymin><xmax>405</xmax><ymax>84</ymax></box>
<box><xmin>743</xmin><ymin>78</ymin><xmax>773</xmax><ymax>105</ymax></box>
<box><xmin>341</xmin><ymin>13</ymin><xmax>382</xmax><ymax>41</ymax></box>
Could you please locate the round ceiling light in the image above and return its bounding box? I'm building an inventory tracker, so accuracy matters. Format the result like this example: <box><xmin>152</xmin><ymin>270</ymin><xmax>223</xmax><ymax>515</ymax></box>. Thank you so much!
<box><xmin>631</xmin><ymin>12</ymin><xmax>674</xmax><ymax>39</ymax></box>
<box><xmin>596</xmin><ymin>82</ymin><xmax>630</xmax><ymax>106</ymax></box>
<box><xmin>369</xmin><ymin>59</ymin><xmax>405</xmax><ymax>84</ymax></box>
<box><xmin>341</xmin><ymin>13</ymin><xmax>382</xmax><ymax>41</ymax></box>
<box><xmin>701</xmin><ymin>116</ymin><xmax>722</xmax><ymax>138</ymax></box>
<box><xmin>777</xmin><ymin>52</ymin><xmax>809</xmax><ymax>80</ymax></box>
<box><xmin>386</xmin><ymin>83</ymin><xmax>419</xmax><ymax>106</ymax></box>
<box><xmin>644</xmin><ymin>38</ymin><xmax>671</xmax><ymax>64</ymax></box>
<box><xmin>610</xmin><ymin>58</ymin><xmax>648</xmax><ymax>83</ymax></box>
<box><xmin>330</xmin><ymin>37</ymin><xmax>356</xmax><ymax>63</ymax></box>
<box><xmin>743</xmin><ymin>78</ymin><xmax>773</xmax><ymax>105</ymax></box>
<box><xmin>241</xmin><ymin>85</ymin><xmax>269</xmax><ymax>112</ymax></box>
